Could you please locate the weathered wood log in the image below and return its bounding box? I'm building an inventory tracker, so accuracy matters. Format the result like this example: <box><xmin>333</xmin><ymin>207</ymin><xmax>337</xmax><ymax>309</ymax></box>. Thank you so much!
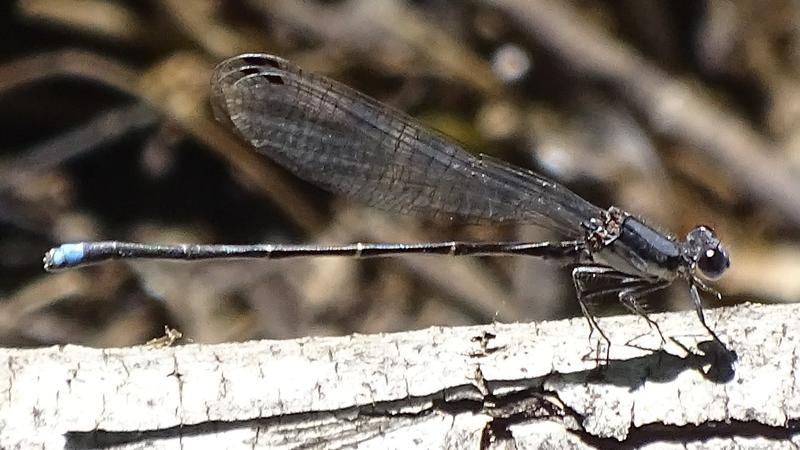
<box><xmin>1</xmin><ymin>302</ymin><xmax>798</xmax><ymax>449</ymax></box>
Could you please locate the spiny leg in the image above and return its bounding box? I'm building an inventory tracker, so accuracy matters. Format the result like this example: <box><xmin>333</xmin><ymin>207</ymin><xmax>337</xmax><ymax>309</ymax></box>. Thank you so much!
<box><xmin>576</xmin><ymin>293</ymin><xmax>612</xmax><ymax>362</ymax></box>
<box><xmin>572</xmin><ymin>266</ymin><xmax>624</xmax><ymax>361</ymax></box>
<box><xmin>687</xmin><ymin>279</ymin><xmax>738</xmax><ymax>370</ymax></box>
<box><xmin>688</xmin><ymin>280</ymin><xmax>725</xmax><ymax>347</ymax></box>
<box><xmin>572</xmin><ymin>266</ymin><xmax>673</xmax><ymax>359</ymax></box>
<box><xmin>618</xmin><ymin>280</ymin><xmax>670</xmax><ymax>345</ymax></box>
<box><xmin>693</xmin><ymin>276</ymin><xmax>723</xmax><ymax>300</ymax></box>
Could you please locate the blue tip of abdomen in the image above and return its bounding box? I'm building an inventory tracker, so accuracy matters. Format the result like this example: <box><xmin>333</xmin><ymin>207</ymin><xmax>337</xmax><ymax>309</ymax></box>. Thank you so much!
<box><xmin>50</xmin><ymin>243</ymin><xmax>86</xmax><ymax>267</ymax></box>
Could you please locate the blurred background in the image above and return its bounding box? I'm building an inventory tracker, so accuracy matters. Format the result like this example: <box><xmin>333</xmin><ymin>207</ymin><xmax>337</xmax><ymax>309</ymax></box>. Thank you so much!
<box><xmin>1</xmin><ymin>0</ymin><xmax>799</xmax><ymax>347</ymax></box>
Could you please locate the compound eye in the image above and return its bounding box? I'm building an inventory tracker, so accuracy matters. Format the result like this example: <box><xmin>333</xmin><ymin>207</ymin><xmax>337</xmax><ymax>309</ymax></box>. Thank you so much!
<box><xmin>697</xmin><ymin>246</ymin><xmax>730</xmax><ymax>280</ymax></box>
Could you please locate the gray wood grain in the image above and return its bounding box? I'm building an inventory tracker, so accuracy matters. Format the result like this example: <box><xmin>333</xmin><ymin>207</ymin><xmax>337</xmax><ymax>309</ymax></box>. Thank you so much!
<box><xmin>1</xmin><ymin>302</ymin><xmax>798</xmax><ymax>449</ymax></box>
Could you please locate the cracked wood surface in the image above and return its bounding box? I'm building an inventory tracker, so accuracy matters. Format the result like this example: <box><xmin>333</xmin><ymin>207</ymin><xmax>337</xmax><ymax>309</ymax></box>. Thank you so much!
<box><xmin>1</xmin><ymin>302</ymin><xmax>798</xmax><ymax>449</ymax></box>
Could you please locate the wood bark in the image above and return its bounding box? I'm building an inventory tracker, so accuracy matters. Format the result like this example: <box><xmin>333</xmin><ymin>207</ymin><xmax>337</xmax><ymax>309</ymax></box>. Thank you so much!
<box><xmin>1</xmin><ymin>302</ymin><xmax>798</xmax><ymax>449</ymax></box>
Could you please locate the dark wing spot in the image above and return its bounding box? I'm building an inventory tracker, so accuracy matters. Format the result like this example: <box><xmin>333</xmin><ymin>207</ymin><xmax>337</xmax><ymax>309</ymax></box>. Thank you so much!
<box><xmin>242</xmin><ymin>55</ymin><xmax>281</xmax><ymax>68</ymax></box>
<box><xmin>261</xmin><ymin>74</ymin><xmax>285</xmax><ymax>85</ymax></box>
<box><xmin>238</xmin><ymin>67</ymin><xmax>285</xmax><ymax>85</ymax></box>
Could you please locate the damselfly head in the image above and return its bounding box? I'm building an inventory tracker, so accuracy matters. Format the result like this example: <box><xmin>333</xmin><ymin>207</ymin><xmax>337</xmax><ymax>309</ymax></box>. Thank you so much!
<box><xmin>685</xmin><ymin>226</ymin><xmax>730</xmax><ymax>280</ymax></box>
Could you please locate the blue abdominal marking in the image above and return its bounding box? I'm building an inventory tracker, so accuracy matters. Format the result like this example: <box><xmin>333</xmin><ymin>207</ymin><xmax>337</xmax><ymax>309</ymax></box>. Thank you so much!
<box><xmin>51</xmin><ymin>243</ymin><xmax>86</xmax><ymax>267</ymax></box>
